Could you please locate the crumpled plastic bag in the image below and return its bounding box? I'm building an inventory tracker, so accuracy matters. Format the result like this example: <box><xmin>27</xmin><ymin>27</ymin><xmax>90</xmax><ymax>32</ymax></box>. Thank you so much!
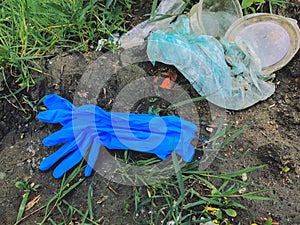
<box><xmin>120</xmin><ymin>0</ymin><xmax>243</xmax><ymax>48</ymax></box>
<box><xmin>38</xmin><ymin>94</ymin><xmax>197</xmax><ymax>178</ymax></box>
<box><xmin>221</xmin><ymin>39</ymin><xmax>275</xmax><ymax>109</ymax></box>
<box><xmin>120</xmin><ymin>0</ymin><xmax>185</xmax><ymax>48</ymax></box>
<box><xmin>147</xmin><ymin>15</ymin><xmax>275</xmax><ymax>110</ymax></box>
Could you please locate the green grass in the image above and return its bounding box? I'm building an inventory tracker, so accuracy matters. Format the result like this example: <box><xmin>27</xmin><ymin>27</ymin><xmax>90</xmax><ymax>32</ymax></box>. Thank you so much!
<box><xmin>241</xmin><ymin>0</ymin><xmax>286</xmax><ymax>14</ymax></box>
<box><xmin>0</xmin><ymin>0</ymin><xmax>132</xmax><ymax>98</ymax></box>
<box><xmin>133</xmin><ymin>159</ymin><xmax>271</xmax><ymax>225</ymax></box>
<box><xmin>15</xmin><ymin>180</ymin><xmax>40</xmax><ymax>223</ymax></box>
<box><xmin>14</xmin><ymin>161</ymin><xmax>102</xmax><ymax>225</ymax></box>
<box><xmin>128</xmin><ymin>123</ymin><xmax>271</xmax><ymax>224</ymax></box>
<box><xmin>15</xmin><ymin>155</ymin><xmax>271</xmax><ymax>224</ymax></box>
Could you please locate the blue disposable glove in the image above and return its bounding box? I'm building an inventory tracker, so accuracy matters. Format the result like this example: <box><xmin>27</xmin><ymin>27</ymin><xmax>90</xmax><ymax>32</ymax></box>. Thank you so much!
<box><xmin>38</xmin><ymin>94</ymin><xmax>197</xmax><ymax>178</ymax></box>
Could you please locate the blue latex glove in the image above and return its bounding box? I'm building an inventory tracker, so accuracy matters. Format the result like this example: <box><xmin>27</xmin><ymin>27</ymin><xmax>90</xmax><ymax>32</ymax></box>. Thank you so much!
<box><xmin>38</xmin><ymin>94</ymin><xmax>197</xmax><ymax>178</ymax></box>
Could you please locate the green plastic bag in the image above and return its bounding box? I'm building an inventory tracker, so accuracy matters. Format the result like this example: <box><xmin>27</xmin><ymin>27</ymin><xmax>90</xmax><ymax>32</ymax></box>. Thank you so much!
<box><xmin>147</xmin><ymin>15</ymin><xmax>275</xmax><ymax>110</ymax></box>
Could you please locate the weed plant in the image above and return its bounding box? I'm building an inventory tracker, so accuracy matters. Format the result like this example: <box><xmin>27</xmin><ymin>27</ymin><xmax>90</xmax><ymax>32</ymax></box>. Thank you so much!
<box><xmin>14</xmin><ymin>161</ymin><xmax>102</xmax><ymax>225</ymax></box>
<box><xmin>133</xmin><ymin>157</ymin><xmax>270</xmax><ymax>225</ymax></box>
<box><xmin>0</xmin><ymin>0</ymin><xmax>132</xmax><ymax>97</ymax></box>
<box><xmin>241</xmin><ymin>0</ymin><xmax>286</xmax><ymax>14</ymax></box>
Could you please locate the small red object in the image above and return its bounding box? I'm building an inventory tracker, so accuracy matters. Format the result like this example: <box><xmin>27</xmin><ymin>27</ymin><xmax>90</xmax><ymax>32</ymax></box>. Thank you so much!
<box><xmin>160</xmin><ymin>77</ymin><xmax>172</xmax><ymax>89</ymax></box>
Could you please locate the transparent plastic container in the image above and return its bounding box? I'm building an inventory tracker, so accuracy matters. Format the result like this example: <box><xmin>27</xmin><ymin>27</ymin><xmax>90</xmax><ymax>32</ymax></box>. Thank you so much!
<box><xmin>189</xmin><ymin>0</ymin><xmax>243</xmax><ymax>38</ymax></box>
<box><xmin>225</xmin><ymin>13</ymin><xmax>300</xmax><ymax>74</ymax></box>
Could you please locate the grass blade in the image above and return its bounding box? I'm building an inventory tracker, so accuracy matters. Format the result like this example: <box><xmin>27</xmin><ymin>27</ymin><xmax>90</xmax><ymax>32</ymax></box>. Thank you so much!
<box><xmin>87</xmin><ymin>184</ymin><xmax>94</xmax><ymax>220</ymax></box>
<box><xmin>15</xmin><ymin>190</ymin><xmax>30</xmax><ymax>223</ymax></box>
<box><xmin>150</xmin><ymin>0</ymin><xmax>159</xmax><ymax>18</ymax></box>
<box><xmin>172</xmin><ymin>151</ymin><xmax>185</xmax><ymax>198</ymax></box>
<box><xmin>217</xmin><ymin>165</ymin><xmax>266</xmax><ymax>179</ymax></box>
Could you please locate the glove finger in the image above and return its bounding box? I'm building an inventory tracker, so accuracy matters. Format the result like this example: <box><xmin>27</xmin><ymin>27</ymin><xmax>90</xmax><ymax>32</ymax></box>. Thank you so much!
<box><xmin>39</xmin><ymin>140</ymin><xmax>77</xmax><ymax>171</ymax></box>
<box><xmin>53</xmin><ymin>150</ymin><xmax>84</xmax><ymax>178</ymax></box>
<box><xmin>84</xmin><ymin>139</ymin><xmax>101</xmax><ymax>176</ymax></box>
<box><xmin>43</xmin><ymin>94</ymin><xmax>75</xmax><ymax>111</ymax></box>
<box><xmin>42</xmin><ymin>126</ymin><xmax>75</xmax><ymax>146</ymax></box>
<box><xmin>38</xmin><ymin>109</ymin><xmax>73</xmax><ymax>124</ymax></box>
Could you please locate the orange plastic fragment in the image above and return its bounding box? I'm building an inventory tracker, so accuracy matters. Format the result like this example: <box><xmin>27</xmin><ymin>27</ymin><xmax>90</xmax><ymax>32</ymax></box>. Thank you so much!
<box><xmin>160</xmin><ymin>77</ymin><xmax>172</xmax><ymax>90</ymax></box>
<box><xmin>153</xmin><ymin>76</ymin><xmax>159</xmax><ymax>83</ymax></box>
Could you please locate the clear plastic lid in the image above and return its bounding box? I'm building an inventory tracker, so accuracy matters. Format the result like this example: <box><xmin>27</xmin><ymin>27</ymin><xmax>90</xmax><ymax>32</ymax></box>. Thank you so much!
<box><xmin>225</xmin><ymin>13</ymin><xmax>300</xmax><ymax>74</ymax></box>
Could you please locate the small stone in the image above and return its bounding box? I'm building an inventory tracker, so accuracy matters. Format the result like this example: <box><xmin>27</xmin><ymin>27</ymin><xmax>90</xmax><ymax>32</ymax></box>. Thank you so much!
<box><xmin>201</xmin><ymin>121</ymin><xmax>207</xmax><ymax>126</ymax></box>
<box><xmin>206</xmin><ymin>127</ymin><xmax>213</xmax><ymax>133</ymax></box>
<box><xmin>32</xmin><ymin>158</ymin><xmax>36</xmax><ymax>168</ymax></box>
<box><xmin>0</xmin><ymin>172</ymin><xmax>6</xmax><ymax>180</ymax></box>
<box><xmin>241</xmin><ymin>173</ymin><xmax>247</xmax><ymax>181</ymax></box>
<box><xmin>27</xmin><ymin>145</ymin><xmax>34</xmax><ymax>153</ymax></box>
<box><xmin>167</xmin><ymin>221</ymin><xmax>175</xmax><ymax>225</ymax></box>
<box><xmin>17</xmin><ymin>162</ymin><xmax>25</xmax><ymax>167</ymax></box>
<box><xmin>238</xmin><ymin>187</ymin><xmax>247</xmax><ymax>194</ymax></box>
<box><xmin>54</xmin><ymin>84</ymin><xmax>60</xmax><ymax>90</ymax></box>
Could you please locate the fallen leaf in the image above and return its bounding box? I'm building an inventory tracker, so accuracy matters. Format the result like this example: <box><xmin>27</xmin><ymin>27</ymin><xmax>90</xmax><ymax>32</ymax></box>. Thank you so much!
<box><xmin>25</xmin><ymin>195</ymin><xmax>41</xmax><ymax>211</ymax></box>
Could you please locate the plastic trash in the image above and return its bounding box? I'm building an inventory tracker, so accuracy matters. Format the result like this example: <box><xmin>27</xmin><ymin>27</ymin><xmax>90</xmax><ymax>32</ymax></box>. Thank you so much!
<box><xmin>38</xmin><ymin>94</ymin><xmax>197</xmax><ymax>178</ymax></box>
<box><xmin>120</xmin><ymin>0</ymin><xmax>242</xmax><ymax>46</ymax></box>
<box><xmin>220</xmin><ymin>39</ymin><xmax>276</xmax><ymax>109</ymax></box>
<box><xmin>119</xmin><ymin>0</ymin><xmax>299</xmax><ymax>110</ymax></box>
<box><xmin>189</xmin><ymin>0</ymin><xmax>243</xmax><ymax>37</ymax></box>
<box><xmin>225</xmin><ymin>13</ymin><xmax>300</xmax><ymax>74</ymax></box>
<box><xmin>147</xmin><ymin>15</ymin><xmax>276</xmax><ymax>110</ymax></box>
<box><xmin>147</xmin><ymin>15</ymin><xmax>232</xmax><ymax>105</ymax></box>
<box><xmin>120</xmin><ymin>0</ymin><xmax>185</xmax><ymax>48</ymax></box>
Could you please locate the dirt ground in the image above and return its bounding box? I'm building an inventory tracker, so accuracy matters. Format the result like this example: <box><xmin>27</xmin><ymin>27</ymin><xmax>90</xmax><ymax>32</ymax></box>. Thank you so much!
<box><xmin>0</xmin><ymin>1</ymin><xmax>299</xmax><ymax>225</ymax></box>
